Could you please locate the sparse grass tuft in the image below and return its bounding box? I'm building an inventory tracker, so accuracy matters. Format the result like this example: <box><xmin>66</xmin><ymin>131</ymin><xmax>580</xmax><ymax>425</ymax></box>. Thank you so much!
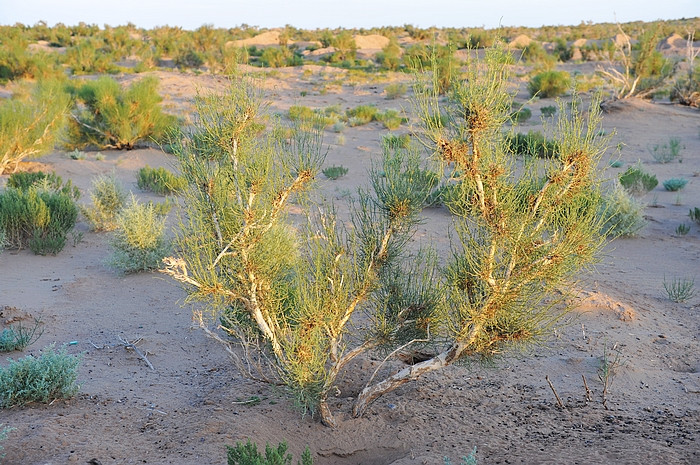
<box><xmin>649</xmin><ymin>137</ymin><xmax>683</xmax><ymax>163</ymax></box>
<box><xmin>0</xmin><ymin>319</ymin><xmax>43</xmax><ymax>352</ymax></box>
<box><xmin>81</xmin><ymin>174</ymin><xmax>127</xmax><ymax>231</ymax></box>
<box><xmin>689</xmin><ymin>207</ymin><xmax>700</xmax><ymax>225</ymax></box>
<box><xmin>385</xmin><ymin>83</ymin><xmax>408</xmax><ymax>99</ymax></box>
<box><xmin>675</xmin><ymin>223</ymin><xmax>690</xmax><ymax>236</ymax></box>
<box><xmin>663</xmin><ymin>276</ymin><xmax>696</xmax><ymax>303</ymax></box>
<box><xmin>137</xmin><ymin>165</ymin><xmax>187</xmax><ymax>195</ymax></box>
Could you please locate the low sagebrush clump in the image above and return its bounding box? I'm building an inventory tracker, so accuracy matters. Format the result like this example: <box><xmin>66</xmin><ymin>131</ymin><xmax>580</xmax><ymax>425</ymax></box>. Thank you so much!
<box><xmin>510</xmin><ymin>105</ymin><xmax>532</xmax><ymax>123</ymax></box>
<box><xmin>0</xmin><ymin>172</ymin><xmax>79</xmax><ymax>255</ymax></box>
<box><xmin>600</xmin><ymin>184</ymin><xmax>646</xmax><ymax>237</ymax></box>
<box><xmin>649</xmin><ymin>137</ymin><xmax>683</xmax><ymax>163</ymax></box>
<box><xmin>322</xmin><ymin>165</ymin><xmax>348</xmax><ymax>180</ymax></box>
<box><xmin>0</xmin><ymin>344</ymin><xmax>81</xmax><ymax>408</ymax></box>
<box><xmin>227</xmin><ymin>440</ymin><xmax>313</xmax><ymax>465</ymax></box>
<box><xmin>109</xmin><ymin>195</ymin><xmax>170</xmax><ymax>273</ymax></box>
<box><xmin>663</xmin><ymin>178</ymin><xmax>688</xmax><ymax>192</ymax></box>
<box><xmin>505</xmin><ymin>131</ymin><xmax>557</xmax><ymax>158</ymax></box>
<box><xmin>81</xmin><ymin>174</ymin><xmax>127</xmax><ymax>231</ymax></box>
<box><xmin>385</xmin><ymin>82</ymin><xmax>408</xmax><ymax>99</ymax></box>
<box><xmin>136</xmin><ymin>165</ymin><xmax>186</xmax><ymax>195</ymax></box>
<box><xmin>0</xmin><ymin>320</ymin><xmax>43</xmax><ymax>352</ymax></box>
<box><xmin>528</xmin><ymin>70</ymin><xmax>571</xmax><ymax>98</ymax></box>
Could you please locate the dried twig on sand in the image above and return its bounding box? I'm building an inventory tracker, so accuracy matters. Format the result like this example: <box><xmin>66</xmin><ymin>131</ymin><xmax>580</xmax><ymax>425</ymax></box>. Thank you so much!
<box><xmin>118</xmin><ymin>335</ymin><xmax>154</xmax><ymax>371</ymax></box>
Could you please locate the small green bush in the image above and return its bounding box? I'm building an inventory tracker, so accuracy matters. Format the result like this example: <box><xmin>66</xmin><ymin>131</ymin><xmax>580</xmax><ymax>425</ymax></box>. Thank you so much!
<box><xmin>385</xmin><ymin>83</ymin><xmax>407</xmax><ymax>99</ymax></box>
<box><xmin>382</xmin><ymin>133</ymin><xmax>411</xmax><ymax>150</ymax></box>
<box><xmin>599</xmin><ymin>184</ymin><xmax>646</xmax><ymax>237</ymax></box>
<box><xmin>227</xmin><ymin>440</ymin><xmax>313</xmax><ymax>465</ymax></box>
<box><xmin>68</xmin><ymin>76</ymin><xmax>175</xmax><ymax>150</ymax></box>
<box><xmin>65</xmin><ymin>39</ymin><xmax>118</xmax><ymax>75</ymax></box>
<box><xmin>663</xmin><ymin>178</ymin><xmax>688</xmax><ymax>192</ymax></box>
<box><xmin>618</xmin><ymin>162</ymin><xmax>658</xmax><ymax>195</ymax></box>
<box><xmin>137</xmin><ymin>165</ymin><xmax>186</xmax><ymax>195</ymax></box>
<box><xmin>505</xmin><ymin>131</ymin><xmax>557</xmax><ymax>158</ymax></box>
<box><xmin>0</xmin><ymin>344</ymin><xmax>81</xmax><ymax>408</ymax></box>
<box><xmin>7</xmin><ymin>171</ymin><xmax>80</xmax><ymax>200</ymax></box>
<box><xmin>322</xmin><ymin>165</ymin><xmax>348</xmax><ymax>180</ymax></box>
<box><xmin>108</xmin><ymin>196</ymin><xmax>171</xmax><ymax>273</ymax></box>
<box><xmin>0</xmin><ymin>320</ymin><xmax>43</xmax><ymax>352</ymax></box>
<box><xmin>663</xmin><ymin>276</ymin><xmax>696</xmax><ymax>303</ymax></box>
<box><xmin>649</xmin><ymin>137</ymin><xmax>683</xmax><ymax>163</ymax></box>
<box><xmin>81</xmin><ymin>174</ymin><xmax>127</xmax><ymax>231</ymax></box>
<box><xmin>528</xmin><ymin>71</ymin><xmax>571</xmax><ymax>98</ymax></box>
<box><xmin>0</xmin><ymin>80</ymin><xmax>70</xmax><ymax>175</ymax></box>
<box><xmin>175</xmin><ymin>49</ymin><xmax>204</xmax><ymax>69</ymax></box>
<box><xmin>346</xmin><ymin>105</ymin><xmax>378</xmax><ymax>125</ymax></box>
<box><xmin>510</xmin><ymin>106</ymin><xmax>532</xmax><ymax>123</ymax></box>
<box><xmin>0</xmin><ymin>173</ymin><xmax>79</xmax><ymax>255</ymax></box>
<box><xmin>540</xmin><ymin>105</ymin><xmax>557</xmax><ymax>117</ymax></box>
<box><xmin>376</xmin><ymin>109</ymin><xmax>404</xmax><ymax>130</ymax></box>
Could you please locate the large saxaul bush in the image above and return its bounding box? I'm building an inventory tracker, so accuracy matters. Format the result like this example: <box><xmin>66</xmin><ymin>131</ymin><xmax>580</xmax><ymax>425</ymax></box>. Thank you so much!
<box><xmin>67</xmin><ymin>76</ymin><xmax>175</xmax><ymax>150</ymax></box>
<box><xmin>0</xmin><ymin>80</ymin><xmax>70</xmax><ymax>175</ymax></box>
<box><xmin>166</xmin><ymin>47</ymin><xmax>610</xmax><ymax>427</ymax></box>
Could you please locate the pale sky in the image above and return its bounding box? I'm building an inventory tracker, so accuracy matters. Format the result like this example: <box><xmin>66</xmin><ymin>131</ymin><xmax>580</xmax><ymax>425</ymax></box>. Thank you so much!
<box><xmin>1</xmin><ymin>0</ymin><xmax>697</xmax><ymax>30</ymax></box>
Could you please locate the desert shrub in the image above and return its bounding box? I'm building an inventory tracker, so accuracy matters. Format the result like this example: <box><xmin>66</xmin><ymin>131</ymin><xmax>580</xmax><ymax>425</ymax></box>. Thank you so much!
<box><xmin>0</xmin><ymin>80</ymin><xmax>70</xmax><ymax>175</ymax></box>
<box><xmin>108</xmin><ymin>195</ymin><xmax>171</xmax><ymax>273</ymax></box>
<box><xmin>81</xmin><ymin>174</ymin><xmax>126</xmax><ymax>231</ymax></box>
<box><xmin>322</xmin><ymin>165</ymin><xmax>348</xmax><ymax>180</ymax></box>
<box><xmin>649</xmin><ymin>137</ymin><xmax>683</xmax><ymax>163</ymax></box>
<box><xmin>376</xmin><ymin>39</ymin><xmax>402</xmax><ymax>71</ymax></box>
<box><xmin>690</xmin><ymin>207</ymin><xmax>700</xmax><ymax>225</ymax></box>
<box><xmin>175</xmin><ymin>49</ymin><xmax>204</xmax><ymax>69</ymax></box>
<box><xmin>7</xmin><ymin>171</ymin><xmax>80</xmax><ymax>199</ymax></box>
<box><xmin>67</xmin><ymin>76</ymin><xmax>175</xmax><ymax>150</ymax></box>
<box><xmin>0</xmin><ymin>344</ymin><xmax>80</xmax><ymax>408</ymax></box>
<box><xmin>618</xmin><ymin>162</ymin><xmax>658</xmax><ymax>195</ymax></box>
<box><xmin>553</xmin><ymin>38</ymin><xmax>572</xmax><ymax>62</ymax></box>
<box><xmin>382</xmin><ymin>133</ymin><xmax>411</xmax><ymax>149</ymax></box>
<box><xmin>136</xmin><ymin>165</ymin><xmax>186</xmax><ymax>195</ymax></box>
<box><xmin>0</xmin><ymin>174</ymin><xmax>79</xmax><ymax>255</ymax></box>
<box><xmin>0</xmin><ymin>320</ymin><xmax>43</xmax><ymax>352</ymax></box>
<box><xmin>65</xmin><ymin>39</ymin><xmax>118</xmax><ymax>75</ymax></box>
<box><xmin>505</xmin><ymin>131</ymin><xmax>558</xmax><ymax>158</ymax></box>
<box><xmin>287</xmin><ymin>105</ymin><xmax>315</xmax><ymax>122</ymax></box>
<box><xmin>540</xmin><ymin>105</ymin><xmax>557</xmax><ymax>117</ymax></box>
<box><xmin>375</xmin><ymin>109</ymin><xmax>405</xmax><ymax>130</ymax></box>
<box><xmin>166</xmin><ymin>47</ymin><xmax>610</xmax><ymax>427</ymax></box>
<box><xmin>385</xmin><ymin>82</ymin><xmax>407</xmax><ymax>99</ymax></box>
<box><xmin>0</xmin><ymin>38</ymin><xmax>62</xmax><ymax>83</ymax></box>
<box><xmin>227</xmin><ymin>440</ymin><xmax>312</xmax><ymax>465</ymax></box>
<box><xmin>510</xmin><ymin>105</ymin><xmax>532</xmax><ymax>123</ymax></box>
<box><xmin>598</xmin><ymin>25</ymin><xmax>672</xmax><ymax>99</ymax></box>
<box><xmin>599</xmin><ymin>184</ymin><xmax>646</xmax><ymax>237</ymax></box>
<box><xmin>663</xmin><ymin>178</ymin><xmax>688</xmax><ymax>192</ymax></box>
<box><xmin>528</xmin><ymin>70</ymin><xmax>571</xmax><ymax>98</ymax></box>
<box><xmin>346</xmin><ymin>105</ymin><xmax>378</xmax><ymax>125</ymax></box>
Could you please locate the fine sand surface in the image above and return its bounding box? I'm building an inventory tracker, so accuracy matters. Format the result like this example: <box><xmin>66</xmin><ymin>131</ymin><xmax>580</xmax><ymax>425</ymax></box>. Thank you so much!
<box><xmin>1</xmin><ymin>63</ymin><xmax>699</xmax><ymax>465</ymax></box>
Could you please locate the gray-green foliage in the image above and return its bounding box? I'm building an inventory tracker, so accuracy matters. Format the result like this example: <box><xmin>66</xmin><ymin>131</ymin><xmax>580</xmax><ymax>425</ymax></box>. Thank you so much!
<box><xmin>0</xmin><ymin>320</ymin><xmax>43</xmax><ymax>352</ymax></box>
<box><xmin>445</xmin><ymin>447</ymin><xmax>478</xmax><ymax>465</ymax></box>
<box><xmin>321</xmin><ymin>165</ymin><xmax>348</xmax><ymax>180</ymax></box>
<box><xmin>227</xmin><ymin>440</ymin><xmax>313</xmax><ymax>465</ymax></box>
<box><xmin>599</xmin><ymin>184</ymin><xmax>646</xmax><ymax>237</ymax></box>
<box><xmin>690</xmin><ymin>207</ymin><xmax>700</xmax><ymax>225</ymax></box>
<box><xmin>663</xmin><ymin>276</ymin><xmax>696</xmax><ymax>303</ymax></box>
<box><xmin>108</xmin><ymin>195</ymin><xmax>170</xmax><ymax>273</ymax></box>
<box><xmin>0</xmin><ymin>424</ymin><xmax>12</xmax><ymax>461</ymax></box>
<box><xmin>662</xmin><ymin>178</ymin><xmax>688</xmax><ymax>192</ymax></box>
<box><xmin>649</xmin><ymin>137</ymin><xmax>683</xmax><ymax>163</ymax></box>
<box><xmin>81</xmin><ymin>174</ymin><xmax>127</xmax><ymax>231</ymax></box>
<box><xmin>0</xmin><ymin>79</ymin><xmax>70</xmax><ymax>175</ymax></box>
<box><xmin>0</xmin><ymin>344</ymin><xmax>80</xmax><ymax>408</ymax></box>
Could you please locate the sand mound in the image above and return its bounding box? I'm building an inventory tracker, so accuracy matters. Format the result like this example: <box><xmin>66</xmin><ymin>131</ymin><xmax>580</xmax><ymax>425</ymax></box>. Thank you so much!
<box><xmin>575</xmin><ymin>290</ymin><xmax>636</xmax><ymax>321</ymax></box>
<box><xmin>27</xmin><ymin>40</ymin><xmax>66</xmax><ymax>54</ymax></box>
<box><xmin>659</xmin><ymin>33</ymin><xmax>686</xmax><ymax>50</ymax></box>
<box><xmin>508</xmin><ymin>34</ymin><xmax>532</xmax><ymax>49</ymax></box>
<box><xmin>354</xmin><ymin>34</ymin><xmax>390</xmax><ymax>50</ymax></box>
<box><xmin>572</xmin><ymin>38</ymin><xmax>588</xmax><ymax>48</ymax></box>
<box><xmin>229</xmin><ymin>30</ymin><xmax>281</xmax><ymax>48</ymax></box>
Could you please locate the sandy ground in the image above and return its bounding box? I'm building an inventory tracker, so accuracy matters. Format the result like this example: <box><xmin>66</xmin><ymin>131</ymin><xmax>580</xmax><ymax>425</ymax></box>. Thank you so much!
<box><xmin>1</xmin><ymin>62</ymin><xmax>699</xmax><ymax>465</ymax></box>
